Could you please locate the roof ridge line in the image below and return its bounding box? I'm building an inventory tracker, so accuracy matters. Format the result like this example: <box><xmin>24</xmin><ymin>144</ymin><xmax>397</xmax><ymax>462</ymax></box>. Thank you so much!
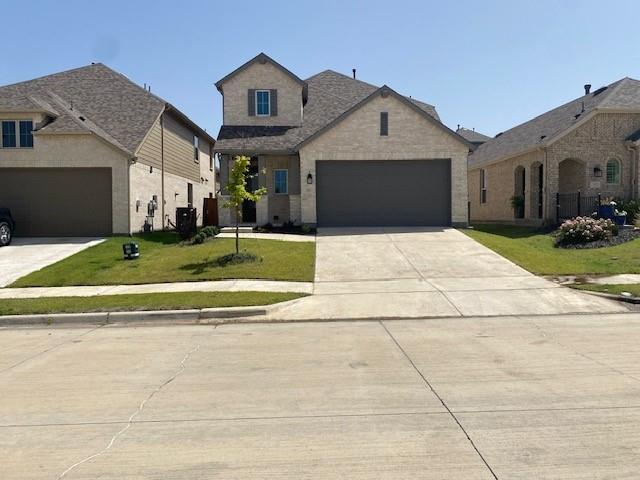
<box><xmin>0</xmin><ymin>63</ymin><xmax>105</xmax><ymax>90</ymax></box>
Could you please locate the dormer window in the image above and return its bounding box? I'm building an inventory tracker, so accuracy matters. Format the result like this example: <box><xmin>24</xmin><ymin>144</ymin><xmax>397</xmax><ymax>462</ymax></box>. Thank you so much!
<box><xmin>256</xmin><ymin>90</ymin><xmax>271</xmax><ymax>116</ymax></box>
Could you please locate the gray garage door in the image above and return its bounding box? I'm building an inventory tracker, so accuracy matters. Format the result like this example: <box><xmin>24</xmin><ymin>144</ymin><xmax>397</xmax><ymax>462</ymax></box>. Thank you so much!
<box><xmin>0</xmin><ymin>168</ymin><xmax>112</xmax><ymax>236</ymax></box>
<box><xmin>316</xmin><ymin>159</ymin><xmax>451</xmax><ymax>227</ymax></box>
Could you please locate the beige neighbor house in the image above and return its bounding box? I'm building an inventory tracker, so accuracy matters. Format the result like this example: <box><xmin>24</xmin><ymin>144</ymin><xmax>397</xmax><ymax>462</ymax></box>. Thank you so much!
<box><xmin>214</xmin><ymin>53</ymin><xmax>472</xmax><ymax>227</ymax></box>
<box><xmin>0</xmin><ymin>64</ymin><xmax>215</xmax><ymax>236</ymax></box>
<box><xmin>468</xmin><ymin>78</ymin><xmax>640</xmax><ymax>225</ymax></box>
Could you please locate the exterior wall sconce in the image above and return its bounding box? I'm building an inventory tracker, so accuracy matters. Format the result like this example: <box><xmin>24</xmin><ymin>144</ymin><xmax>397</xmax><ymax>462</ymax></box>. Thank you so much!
<box><xmin>593</xmin><ymin>166</ymin><xmax>603</xmax><ymax>177</ymax></box>
<box><xmin>307</xmin><ymin>173</ymin><xmax>313</xmax><ymax>184</ymax></box>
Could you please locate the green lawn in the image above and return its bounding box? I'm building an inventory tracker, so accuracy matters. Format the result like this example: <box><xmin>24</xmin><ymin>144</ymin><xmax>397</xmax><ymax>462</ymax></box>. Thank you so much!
<box><xmin>573</xmin><ymin>283</ymin><xmax>640</xmax><ymax>297</ymax></box>
<box><xmin>0</xmin><ymin>291</ymin><xmax>305</xmax><ymax>316</ymax></box>
<box><xmin>12</xmin><ymin>232</ymin><xmax>316</xmax><ymax>287</ymax></box>
<box><xmin>463</xmin><ymin>224</ymin><xmax>640</xmax><ymax>276</ymax></box>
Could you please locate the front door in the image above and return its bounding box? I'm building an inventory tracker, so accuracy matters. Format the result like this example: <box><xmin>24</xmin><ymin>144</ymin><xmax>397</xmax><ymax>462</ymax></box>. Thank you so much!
<box><xmin>241</xmin><ymin>157</ymin><xmax>258</xmax><ymax>223</ymax></box>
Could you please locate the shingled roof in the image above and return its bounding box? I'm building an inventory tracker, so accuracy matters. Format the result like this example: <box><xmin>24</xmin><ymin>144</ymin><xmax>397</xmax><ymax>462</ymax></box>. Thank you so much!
<box><xmin>469</xmin><ymin>77</ymin><xmax>640</xmax><ymax>168</ymax></box>
<box><xmin>456</xmin><ymin>127</ymin><xmax>491</xmax><ymax>145</ymax></box>
<box><xmin>0</xmin><ymin>63</ymin><xmax>214</xmax><ymax>155</ymax></box>
<box><xmin>215</xmin><ymin>69</ymin><xmax>444</xmax><ymax>153</ymax></box>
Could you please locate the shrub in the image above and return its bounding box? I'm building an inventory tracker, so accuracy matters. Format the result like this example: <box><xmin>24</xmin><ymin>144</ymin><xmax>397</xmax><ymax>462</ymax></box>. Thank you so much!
<box><xmin>192</xmin><ymin>232</ymin><xmax>206</xmax><ymax>244</ymax></box>
<box><xmin>301</xmin><ymin>224</ymin><xmax>311</xmax><ymax>234</ymax></box>
<box><xmin>615</xmin><ymin>199</ymin><xmax>640</xmax><ymax>224</ymax></box>
<box><xmin>201</xmin><ymin>226</ymin><xmax>219</xmax><ymax>237</ymax></box>
<box><xmin>556</xmin><ymin>216</ymin><xmax>617</xmax><ymax>245</ymax></box>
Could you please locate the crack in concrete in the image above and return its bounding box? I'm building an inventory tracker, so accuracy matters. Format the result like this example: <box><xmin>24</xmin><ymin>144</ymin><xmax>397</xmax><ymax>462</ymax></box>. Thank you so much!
<box><xmin>56</xmin><ymin>343</ymin><xmax>201</xmax><ymax>479</ymax></box>
<box><xmin>379</xmin><ymin>320</ymin><xmax>499</xmax><ymax>480</ymax></box>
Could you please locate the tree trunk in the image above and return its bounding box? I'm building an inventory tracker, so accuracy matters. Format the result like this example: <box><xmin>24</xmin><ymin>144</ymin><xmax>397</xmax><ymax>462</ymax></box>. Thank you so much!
<box><xmin>235</xmin><ymin>207</ymin><xmax>240</xmax><ymax>254</ymax></box>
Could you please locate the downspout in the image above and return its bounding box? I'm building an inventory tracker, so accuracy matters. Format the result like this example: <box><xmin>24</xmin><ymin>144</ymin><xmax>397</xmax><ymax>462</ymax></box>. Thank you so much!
<box><xmin>127</xmin><ymin>157</ymin><xmax>134</xmax><ymax>235</ymax></box>
<box><xmin>160</xmin><ymin>113</ymin><xmax>165</xmax><ymax>230</ymax></box>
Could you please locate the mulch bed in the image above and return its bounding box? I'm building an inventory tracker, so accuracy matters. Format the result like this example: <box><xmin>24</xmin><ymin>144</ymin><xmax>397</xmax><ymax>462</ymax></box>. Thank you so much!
<box><xmin>556</xmin><ymin>227</ymin><xmax>640</xmax><ymax>249</ymax></box>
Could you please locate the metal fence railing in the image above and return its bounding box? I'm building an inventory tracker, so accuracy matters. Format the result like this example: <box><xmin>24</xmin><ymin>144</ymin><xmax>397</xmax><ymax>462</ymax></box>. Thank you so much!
<box><xmin>555</xmin><ymin>192</ymin><xmax>600</xmax><ymax>222</ymax></box>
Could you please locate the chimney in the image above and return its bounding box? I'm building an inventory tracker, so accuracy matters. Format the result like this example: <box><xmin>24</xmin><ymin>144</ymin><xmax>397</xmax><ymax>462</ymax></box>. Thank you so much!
<box><xmin>584</xmin><ymin>84</ymin><xmax>591</xmax><ymax>95</ymax></box>
<box><xmin>352</xmin><ymin>68</ymin><xmax>356</xmax><ymax>79</ymax></box>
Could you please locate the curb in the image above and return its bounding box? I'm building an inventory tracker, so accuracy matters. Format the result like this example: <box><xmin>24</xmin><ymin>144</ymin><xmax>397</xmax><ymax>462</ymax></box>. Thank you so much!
<box><xmin>0</xmin><ymin>306</ymin><xmax>269</xmax><ymax>327</ymax></box>
<box><xmin>575</xmin><ymin>289</ymin><xmax>640</xmax><ymax>305</ymax></box>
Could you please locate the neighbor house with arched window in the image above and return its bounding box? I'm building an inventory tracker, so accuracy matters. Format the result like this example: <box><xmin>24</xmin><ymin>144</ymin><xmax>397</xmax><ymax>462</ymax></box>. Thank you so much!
<box><xmin>468</xmin><ymin>77</ymin><xmax>640</xmax><ymax>225</ymax></box>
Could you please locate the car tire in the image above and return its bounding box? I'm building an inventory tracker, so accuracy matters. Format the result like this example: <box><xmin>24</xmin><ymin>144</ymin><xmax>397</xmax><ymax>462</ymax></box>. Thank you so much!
<box><xmin>0</xmin><ymin>221</ymin><xmax>12</xmax><ymax>247</ymax></box>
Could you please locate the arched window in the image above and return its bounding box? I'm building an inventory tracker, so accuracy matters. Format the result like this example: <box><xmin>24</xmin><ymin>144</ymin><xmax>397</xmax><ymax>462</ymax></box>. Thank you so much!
<box><xmin>606</xmin><ymin>158</ymin><xmax>621</xmax><ymax>184</ymax></box>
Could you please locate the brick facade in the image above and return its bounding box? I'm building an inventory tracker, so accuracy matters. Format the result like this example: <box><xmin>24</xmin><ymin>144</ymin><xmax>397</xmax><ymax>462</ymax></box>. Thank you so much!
<box><xmin>469</xmin><ymin>112</ymin><xmax>640</xmax><ymax>224</ymax></box>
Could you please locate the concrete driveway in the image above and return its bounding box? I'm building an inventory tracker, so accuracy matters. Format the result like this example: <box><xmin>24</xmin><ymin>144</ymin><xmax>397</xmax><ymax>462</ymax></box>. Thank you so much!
<box><xmin>0</xmin><ymin>238</ymin><xmax>104</xmax><ymax>287</ymax></box>
<box><xmin>2</xmin><ymin>314</ymin><xmax>640</xmax><ymax>478</ymax></box>
<box><xmin>271</xmin><ymin>227</ymin><xmax>626</xmax><ymax>320</ymax></box>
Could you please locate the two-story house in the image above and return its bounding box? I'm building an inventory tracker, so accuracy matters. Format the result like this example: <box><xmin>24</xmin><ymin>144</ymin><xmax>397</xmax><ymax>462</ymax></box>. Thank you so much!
<box><xmin>0</xmin><ymin>63</ymin><xmax>216</xmax><ymax>236</ymax></box>
<box><xmin>214</xmin><ymin>53</ymin><xmax>472</xmax><ymax>227</ymax></box>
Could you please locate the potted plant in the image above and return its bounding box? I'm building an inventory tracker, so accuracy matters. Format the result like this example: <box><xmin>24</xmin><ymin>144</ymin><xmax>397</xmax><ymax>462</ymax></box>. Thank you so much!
<box><xmin>511</xmin><ymin>195</ymin><xmax>525</xmax><ymax>218</ymax></box>
<box><xmin>598</xmin><ymin>197</ymin><xmax>616</xmax><ymax>219</ymax></box>
<box><xmin>614</xmin><ymin>208</ymin><xmax>627</xmax><ymax>226</ymax></box>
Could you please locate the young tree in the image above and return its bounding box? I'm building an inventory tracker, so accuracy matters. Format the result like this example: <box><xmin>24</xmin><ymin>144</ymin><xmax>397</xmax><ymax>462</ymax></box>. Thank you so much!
<box><xmin>223</xmin><ymin>155</ymin><xmax>267</xmax><ymax>254</ymax></box>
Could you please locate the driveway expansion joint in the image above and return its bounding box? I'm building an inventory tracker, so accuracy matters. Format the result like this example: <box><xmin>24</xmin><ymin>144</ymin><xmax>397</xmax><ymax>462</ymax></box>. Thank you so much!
<box><xmin>379</xmin><ymin>320</ymin><xmax>500</xmax><ymax>480</ymax></box>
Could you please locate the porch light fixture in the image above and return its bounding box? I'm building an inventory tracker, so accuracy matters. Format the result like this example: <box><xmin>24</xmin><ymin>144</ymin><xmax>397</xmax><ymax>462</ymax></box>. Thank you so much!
<box><xmin>593</xmin><ymin>166</ymin><xmax>603</xmax><ymax>177</ymax></box>
<box><xmin>307</xmin><ymin>172</ymin><xmax>313</xmax><ymax>184</ymax></box>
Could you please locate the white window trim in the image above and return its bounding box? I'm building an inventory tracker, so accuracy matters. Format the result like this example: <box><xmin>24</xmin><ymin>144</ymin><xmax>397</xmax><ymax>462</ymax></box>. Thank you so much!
<box><xmin>193</xmin><ymin>135</ymin><xmax>199</xmax><ymax>163</ymax></box>
<box><xmin>255</xmin><ymin>90</ymin><xmax>271</xmax><ymax>117</ymax></box>
<box><xmin>480</xmin><ymin>169</ymin><xmax>487</xmax><ymax>203</ymax></box>
<box><xmin>273</xmin><ymin>169</ymin><xmax>288</xmax><ymax>194</ymax></box>
<box><xmin>606</xmin><ymin>158</ymin><xmax>621</xmax><ymax>185</ymax></box>
<box><xmin>0</xmin><ymin>119</ymin><xmax>34</xmax><ymax>149</ymax></box>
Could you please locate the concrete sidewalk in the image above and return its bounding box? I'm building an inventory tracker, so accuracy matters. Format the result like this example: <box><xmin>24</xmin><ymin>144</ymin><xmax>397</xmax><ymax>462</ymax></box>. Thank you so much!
<box><xmin>0</xmin><ymin>279</ymin><xmax>313</xmax><ymax>299</ymax></box>
<box><xmin>216</xmin><ymin>232</ymin><xmax>315</xmax><ymax>242</ymax></box>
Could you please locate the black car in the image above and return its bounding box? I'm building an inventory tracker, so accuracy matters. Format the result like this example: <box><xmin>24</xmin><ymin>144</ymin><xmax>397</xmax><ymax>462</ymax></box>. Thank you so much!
<box><xmin>0</xmin><ymin>208</ymin><xmax>15</xmax><ymax>246</ymax></box>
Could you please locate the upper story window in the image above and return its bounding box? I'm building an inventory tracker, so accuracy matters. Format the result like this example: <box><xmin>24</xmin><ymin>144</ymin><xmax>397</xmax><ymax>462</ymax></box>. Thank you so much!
<box><xmin>480</xmin><ymin>169</ymin><xmax>487</xmax><ymax>203</ymax></box>
<box><xmin>20</xmin><ymin>121</ymin><xmax>33</xmax><ymax>148</ymax></box>
<box><xmin>606</xmin><ymin>158</ymin><xmax>620</xmax><ymax>184</ymax></box>
<box><xmin>193</xmin><ymin>135</ymin><xmax>199</xmax><ymax>162</ymax></box>
<box><xmin>1</xmin><ymin>120</ymin><xmax>33</xmax><ymax>148</ymax></box>
<box><xmin>274</xmin><ymin>169</ymin><xmax>288</xmax><ymax>194</ymax></box>
<box><xmin>256</xmin><ymin>90</ymin><xmax>271</xmax><ymax>116</ymax></box>
<box><xmin>1</xmin><ymin>121</ymin><xmax>17</xmax><ymax>148</ymax></box>
<box><xmin>380</xmin><ymin>112</ymin><xmax>388</xmax><ymax>136</ymax></box>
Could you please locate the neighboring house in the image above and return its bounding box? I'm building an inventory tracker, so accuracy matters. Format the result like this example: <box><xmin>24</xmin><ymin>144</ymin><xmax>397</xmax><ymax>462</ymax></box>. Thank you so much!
<box><xmin>469</xmin><ymin>78</ymin><xmax>640</xmax><ymax>225</ymax></box>
<box><xmin>214</xmin><ymin>53</ymin><xmax>472</xmax><ymax>227</ymax></box>
<box><xmin>456</xmin><ymin>127</ymin><xmax>491</xmax><ymax>148</ymax></box>
<box><xmin>0</xmin><ymin>64</ymin><xmax>215</xmax><ymax>236</ymax></box>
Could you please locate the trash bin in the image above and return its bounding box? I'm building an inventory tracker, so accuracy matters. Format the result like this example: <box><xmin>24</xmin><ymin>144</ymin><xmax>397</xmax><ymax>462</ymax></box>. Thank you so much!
<box><xmin>176</xmin><ymin>207</ymin><xmax>197</xmax><ymax>239</ymax></box>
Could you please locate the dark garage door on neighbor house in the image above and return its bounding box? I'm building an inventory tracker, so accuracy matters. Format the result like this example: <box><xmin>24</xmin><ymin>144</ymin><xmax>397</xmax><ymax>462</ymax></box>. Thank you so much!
<box><xmin>0</xmin><ymin>168</ymin><xmax>112</xmax><ymax>236</ymax></box>
<box><xmin>316</xmin><ymin>159</ymin><xmax>451</xmax><ymax>227</ymax></box>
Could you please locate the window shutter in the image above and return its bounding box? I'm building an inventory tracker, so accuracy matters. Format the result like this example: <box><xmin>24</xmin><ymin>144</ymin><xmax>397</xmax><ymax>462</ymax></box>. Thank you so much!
<box><xmin>248</xmin><ymin>89</ymin><xmax>256</xmax><ymax>116</ymax></box>
<box><xmin>270</xmin><ymin>89</ymin><xmax>278</xmax><ymax>116</ymax></box>
<box><xmin>380</xmin><ymin>112</ymin><xmax>388</xmax><ymax>136</ymax></box>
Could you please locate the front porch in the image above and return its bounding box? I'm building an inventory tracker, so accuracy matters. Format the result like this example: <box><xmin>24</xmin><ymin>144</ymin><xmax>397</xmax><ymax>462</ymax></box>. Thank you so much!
<box><xmin>217</xmin><ymin>154</ymin><xmax>302</xmax><ymax>227</ymax></box>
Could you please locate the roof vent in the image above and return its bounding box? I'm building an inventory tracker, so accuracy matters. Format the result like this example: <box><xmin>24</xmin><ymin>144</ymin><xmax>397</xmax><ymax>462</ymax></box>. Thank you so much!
<box><xmin>584</xmin><ymin>84</ymin><xmax>591</xmax><ymax>95</ymax></box>
<box><xmin>574</xmin><ymin>113</ymin><xmax>581</xmax><ymax>119</ymax></box>
<box><xmin>540</xmin><ymin>135</ymin><xmax>546</xmax><ymax>140</ymax></box>
<box><xmin>592</xmin><ymin>86</ymin><xmax>608</xmax><ymax>96</ymax></box>
<box><xmin>495</xmin><ymin>132</ymin><xmax>503</xmax><ymax>138</ymax></box>
<box><xmin>79</xmin><ymin>116</ymin><xmax>85</xmax><ymax>122</ymax></box>
<box><xmin>352</xmin><ymin>68</ymin><xmax>356</xmax><ymax>79</ymax></box>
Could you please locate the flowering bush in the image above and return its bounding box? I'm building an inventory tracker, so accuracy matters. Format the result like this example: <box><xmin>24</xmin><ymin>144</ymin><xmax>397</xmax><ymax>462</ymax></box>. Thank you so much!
<box><xmin>556</xmin><ymin>216</ymin><xmax>617</xmax><ymax>245</ymax></box>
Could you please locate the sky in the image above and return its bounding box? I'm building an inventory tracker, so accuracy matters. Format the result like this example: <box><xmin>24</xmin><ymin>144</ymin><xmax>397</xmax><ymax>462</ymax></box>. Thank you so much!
<box><xmin>2</xmin><ymin>0</ymin><xmax>639</xmax><ymax>138</ymax></box>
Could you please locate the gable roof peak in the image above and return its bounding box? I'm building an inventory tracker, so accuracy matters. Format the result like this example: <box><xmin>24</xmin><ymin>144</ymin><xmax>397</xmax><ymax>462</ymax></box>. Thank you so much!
<box><xmin>215</xmin><ymin>52</ymin><xmax>306</xmax><ymax>91</ymax></box>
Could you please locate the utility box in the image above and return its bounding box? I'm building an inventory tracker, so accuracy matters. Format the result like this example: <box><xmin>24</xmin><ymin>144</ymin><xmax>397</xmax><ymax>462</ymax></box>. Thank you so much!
<box><xmin>176</xmin><ymin>207</ymin><xmax>197</xmax><ymax>239</ymax></box>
